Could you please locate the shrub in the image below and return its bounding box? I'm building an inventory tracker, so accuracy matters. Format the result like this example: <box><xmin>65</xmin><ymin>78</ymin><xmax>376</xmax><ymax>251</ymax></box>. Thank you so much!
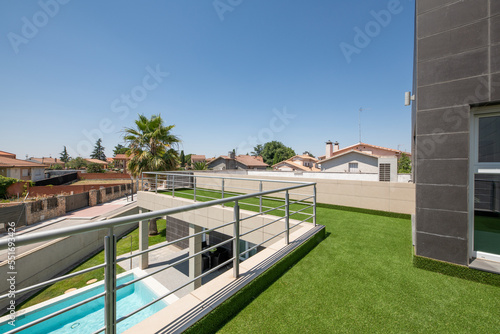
<box><xmin>87</xmin><ymin>163</ymin><xmax>104</xmax><ymax>173</ymax></box>
<box><xmin>0</xmin><ymin>176</ymin><xmax>19</xmax><ymax>198</ymax></box>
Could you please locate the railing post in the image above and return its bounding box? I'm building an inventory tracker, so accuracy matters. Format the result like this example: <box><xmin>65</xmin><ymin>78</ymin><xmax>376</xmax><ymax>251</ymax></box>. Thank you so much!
<box><xmin>221</xmin><ymin>178</ymin><xmax>225</xmax><ymax>207</ymax></box>
<box><xmin>141</xmin><ymin>173</ymin><xmax>144</xmax><ymax>191</ymax></box>
<box><xmin>259</xmin><ymin>181</ymin><xmax>263</xmax><ymax>213</ymax></box>
<box><xmin>233</xmin><ymin>201</ymin><xmax>240</xmax><ymax>278</ymax></box>
<box><xmin>313</xmin><ymin>184</ymin><xmax>317</xmax><ymax>227</ymax></box>
<box><xmin>104</xmin><ymin>229</ymin><xmax>116</xmax><ymax>334</ymax></box>
<box><xmin>285</xmin><ymin>190</ymin><xmax>290</xmax><ymax>245</ymax></box>
<box><xmin>172</xmin><ymin>174</ymin><xmax>175</xmax><ymax>197</ymax></box>
<box><xmin>193</xmin><ymin>176</ymin><xmax>197</xmax><ymax>202</ymax></box>
<box><xmin>155</xmin><ymin>174</ymin><xmax>158</xmax><ymax>194</ymax></box>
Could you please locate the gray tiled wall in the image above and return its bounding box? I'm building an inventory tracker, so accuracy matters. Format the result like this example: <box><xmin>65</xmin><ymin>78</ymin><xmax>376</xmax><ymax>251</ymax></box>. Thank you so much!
<box><xmin>414</xmin><ymin>0</ymin><xmax>499</xmax><ymax>265</ymax></box>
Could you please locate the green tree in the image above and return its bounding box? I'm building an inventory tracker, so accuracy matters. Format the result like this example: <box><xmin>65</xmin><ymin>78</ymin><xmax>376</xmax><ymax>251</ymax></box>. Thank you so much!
<box><xmin>193</xmin><ymin>161</ymin><xmax>208</xmax><ymax>170</ymax></box>
<box><xmin>113</xmin><ymin>144</ymin><xmax>128</xmax><ymax>156</ymax></box>
<box><xmin>180</xmin><ymin>150</ymin><xmax>187</xmax><ymax>168</ymax></box>
<box><xmin>398</xmin><ymin>153</ymin><xmax>412</xmax><ymax>174</ymax></box>
<box><xmin>261</xmin><ymin>141</ymin><xmax>296</xmax><ymax>166</ymax></box>
<box><xmin>67</xmin><ymin>157</ymin><xmax>88</xmax><ymax>169</ymax></box>
<box><xmin>123</xmin><ymin>114</ymin><xmax>180</xmax><ymax>177</ymax></box>
<box><xmin>50</xmin><ymin>164</ymin><xmax>63</xmax><ymax>170</ymax></box>
<box><xmin>91</xmin><ymin>138</ymin><xmax>106</xmax><ymax>161</ymax></box>
<box><xmin>0</xmin><ymin>176</ymin><xmax>20</xmax><ymax>198</ymax></box>
<box><xmin>272</xmin><ymin>147</ymin><xmax>296</xmax><ymax>165</ymax></box>
<box><xmin>59</xmin><ymin>146</ymin><xmax>70</xmax><ymax>163</ymax></box>
<box><xmin>123</xmin><ymin>114</ymin><xmax>181</xmax><ymax>235</ymax></box>
<box><xmin>87</xmin><ymin>163</ymin><xmax>104</xmax><ymax>173</ymax></box>
<box><xmin>251</xmin><ymin>144</ymin><xmax>264</xmax><ymax>157</ymax></box>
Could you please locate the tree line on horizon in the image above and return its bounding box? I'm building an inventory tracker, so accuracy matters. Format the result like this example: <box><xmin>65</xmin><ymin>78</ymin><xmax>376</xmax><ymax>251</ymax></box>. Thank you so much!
<box><xmin>57</xmin><ymin>114</ymin><xmax>411</xmax><ymax>175</ymax></box>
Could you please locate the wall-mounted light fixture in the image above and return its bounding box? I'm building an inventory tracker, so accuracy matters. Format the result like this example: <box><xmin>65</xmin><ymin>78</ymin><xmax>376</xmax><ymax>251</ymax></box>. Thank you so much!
<box><xmin>405</xmin><ymin>91</ymin><xmax>415</xmax><ymax>106</ymax></box>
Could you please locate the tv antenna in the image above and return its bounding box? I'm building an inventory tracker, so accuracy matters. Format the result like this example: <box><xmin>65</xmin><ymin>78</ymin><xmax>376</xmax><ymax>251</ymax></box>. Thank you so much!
<box><xmin>358</xmin><ymin>107</ymin><xmax>371</xmax><ymax>143</ymax></box>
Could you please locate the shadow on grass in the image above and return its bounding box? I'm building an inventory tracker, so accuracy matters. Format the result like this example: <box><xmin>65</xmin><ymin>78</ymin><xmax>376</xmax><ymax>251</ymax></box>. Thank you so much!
<box><xmin>184</xmin><ymin>227</ymin><xmax>327</xmax><ymax>334</ymax></box>
<box><xmin>317</xmin><ymin>203</ymin><xmax>411</xmax><ymax>220</ymax></box>
<box><xmin>413</xmin><ymin>255</ymin><xmax>500</xmax><ymax>287</ymax></box>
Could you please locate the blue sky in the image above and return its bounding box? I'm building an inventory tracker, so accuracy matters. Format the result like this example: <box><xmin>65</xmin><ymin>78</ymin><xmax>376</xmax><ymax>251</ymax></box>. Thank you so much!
<box><xmin>0</xmin><ymin>0</ymin><xmax>415</xmax><ymax>160</ymax></box>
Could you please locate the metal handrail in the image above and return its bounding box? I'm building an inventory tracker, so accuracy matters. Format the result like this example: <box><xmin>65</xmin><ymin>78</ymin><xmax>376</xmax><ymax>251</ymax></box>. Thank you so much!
<box><xmin>0</xmin><ymin>182</ymin><xmax>313</xmax><ymax>249</ymax></box>
<box><xmin>143</xmin><ymin>171</ymin><xmax>313</xmax><ymax>184</ymax></box>
<box><xmin>1</xmin><ymin>173</ymin><xmax>316</xmax><ymax>334</ymax></box>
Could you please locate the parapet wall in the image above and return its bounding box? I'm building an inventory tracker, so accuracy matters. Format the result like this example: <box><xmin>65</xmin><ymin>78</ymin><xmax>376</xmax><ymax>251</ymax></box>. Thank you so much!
<box><xmin>193</xmin><ymin>172</ymin><xmax>415</xmax><ymax>214</ymax></box>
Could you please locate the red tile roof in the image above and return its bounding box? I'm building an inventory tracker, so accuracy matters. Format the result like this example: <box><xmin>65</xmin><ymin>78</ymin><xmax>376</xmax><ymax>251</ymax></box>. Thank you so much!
<box><xmin>0</xmin><ymin>157</ymin><xmax>46</xmax><ymax>168</ymax></box>
<box><xmin>288</xmin><ymin>154</ymin><xmax>319</xmax><ymax>162</ymax></box>
<box><xmin>191</xmin><ymin>155</ymin><xmax>206</xmax><ymax>162</ymax></box>
<box><xmin>209</xmin><ymin>155</ymin><xmax>268</xmax><ymax>167</ymax></box>
<box><xmin>0</xmin><ymin>151</ymin><xmax>16</xmax><ymax>159</ymax></box>
<box><xmin>85</xmin><ymin>158</ymin><xmax>108</xmax><ymax>165</ymax></box>
<box><xmin>319</xmin><ymin>142</ymin><xmax>411</xmax><ymax>163</ymax></box>
<box><xmin>114</xmin><ymin>154</ymin><xmax>131</xmax><ymax>160</ymax></box>
<box><xmin>30</xmin><ymin>157</ymin><xmax>64</xmax><ymax>165</ymax></box>
<box><xmin>332</xmin><ymin>142</ymin><xmax>410</xmax><ymax>157</ymax></box>
<box><xmin>235</xmin><ymin>155</ymin><xmax>268</xmax><ymax>167</ymax></box>
<box><xmin>273</xmin><ymin>160</ymin><xmax>320</xmax><ymax>172</ymax></box>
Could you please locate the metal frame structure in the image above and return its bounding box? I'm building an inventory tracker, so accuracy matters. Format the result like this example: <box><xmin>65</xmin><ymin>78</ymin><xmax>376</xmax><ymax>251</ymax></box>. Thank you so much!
<box><xmin>0</xmin><ymin>173</ymin><xmax>316</xmax><ymax>334</ymax></box>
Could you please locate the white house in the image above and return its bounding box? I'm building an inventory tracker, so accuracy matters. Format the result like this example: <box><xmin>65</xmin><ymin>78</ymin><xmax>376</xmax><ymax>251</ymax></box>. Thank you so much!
<box><xmin>318</xmin><ymin>142</ymin><xmax>407</xmax><ymax>182</ymax></box>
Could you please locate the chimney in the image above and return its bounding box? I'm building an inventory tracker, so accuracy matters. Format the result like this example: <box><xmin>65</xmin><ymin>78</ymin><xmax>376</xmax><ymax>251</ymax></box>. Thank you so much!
<box><xmin>334</xmin><ymin>141</ymin><xmax>340</xmax><ymax>152</ymax></box>
<box><xmin>325</xmin><ymin>141</ymin><xmax>333</xmax><ymax>158</ymax></box>
<box><xmin>229</xmin><ymin>150</ymin><xmax>235</xmax><ymax>159</ymax></box>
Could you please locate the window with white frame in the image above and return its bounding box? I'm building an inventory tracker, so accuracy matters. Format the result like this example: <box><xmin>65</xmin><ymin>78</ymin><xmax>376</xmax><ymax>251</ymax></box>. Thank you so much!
<box><xmin>348</xmin><ymin>162</ymin><xmax>358</xmax><ymax>172</ymax></box>
<box><xmin>471</xmin><ymin>109</ymin><xmax>500</xmax><ymax>262</ymax></box>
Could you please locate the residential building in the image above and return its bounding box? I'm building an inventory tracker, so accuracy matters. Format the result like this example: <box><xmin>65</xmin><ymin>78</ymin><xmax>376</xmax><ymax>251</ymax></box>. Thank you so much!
<box><xmin>208</xmin><ymin>152</ymin><xmax>268</xmax><ymax>170</ymax></box>
<box><xmin>190</xmin><ymin>155</ymin><xmax>206</xmax><ymax>165</ymax></box>
<box><xmin>273</xmin><ymin>153</ymin><xmax>320</xmax><ymax>172</ymax></box>
<box><xmin>318</xmin><ymin>142</ymin><xmax>406</xmax><ymax>182</ymax></box>
<box><xmin>412</xmin><ymin>0</ymin><xmax>500</xmax><ymax>268</ymax></box>
<box><xmin>0</xmin><ymin>153</ymin><xmax>46</xmax><ymax>181</ymax></box>
<box><xmin>113</xmin><ymin>154</ymin><xmax>131</xmax><ymax>170</ymax></box>
<box><xmin>0</xmin><ymin>151</ymin><xmax>16</xmax><ymax>159</ymax></box>
<box><xmin>85</xmin><ymin>158</ymin><xmax>108</xmax><ymax>169</ymax></box>
<box><xmin>28</xmin><ymin>157</ymin><xmax>65</xmax><ymax>169</ymax></box>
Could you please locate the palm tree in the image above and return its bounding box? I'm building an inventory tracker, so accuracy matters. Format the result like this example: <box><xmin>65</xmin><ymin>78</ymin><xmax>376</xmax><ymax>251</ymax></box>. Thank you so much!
<box><xmin>124</xmin><ymin>114</ymin><xmax>180</xmax><ymax>176</ymax></box>
<box><xmin>193</xmin><ymin>161</ymin><xmax>208</xmax><ymax>170</ymax></box>
<box><xmin>123</xmin><ymin>114</ymin><xmax>181</xmax><ymax>235</ymax></box>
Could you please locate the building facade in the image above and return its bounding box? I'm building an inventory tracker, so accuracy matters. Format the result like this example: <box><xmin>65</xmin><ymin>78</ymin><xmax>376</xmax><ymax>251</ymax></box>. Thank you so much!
<box><xmin>413</xmin><ymin>0</ymin><xmax>500</xmax><ymax>267</ymax></box>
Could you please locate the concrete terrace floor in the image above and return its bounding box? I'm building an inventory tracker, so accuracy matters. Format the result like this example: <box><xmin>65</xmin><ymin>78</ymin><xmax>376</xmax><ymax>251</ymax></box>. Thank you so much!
<box><xmin>118</xmin><ymin>244</ymin><xmax>222</xmax><ymax>299</ymax></box>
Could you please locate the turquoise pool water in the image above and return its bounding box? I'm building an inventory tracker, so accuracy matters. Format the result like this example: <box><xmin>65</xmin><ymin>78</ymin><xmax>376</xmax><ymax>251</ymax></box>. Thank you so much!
<box><xmin>0</xmin><ymin>274</ymin><xmax>167</xmax><ymax>334</ymax></box>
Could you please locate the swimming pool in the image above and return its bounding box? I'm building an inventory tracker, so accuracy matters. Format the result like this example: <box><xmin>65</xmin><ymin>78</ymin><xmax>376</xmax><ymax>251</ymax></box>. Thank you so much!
<box><xmin>0</xmin><ymin>272</ymin><xmax>170</xmax><ymax>334</ymax></box>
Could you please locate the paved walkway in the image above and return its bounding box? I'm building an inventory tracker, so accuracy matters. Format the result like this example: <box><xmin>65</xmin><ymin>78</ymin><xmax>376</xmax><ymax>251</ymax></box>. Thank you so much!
<box><xmin>0</xmin><ymin>197</ymin><xmax>137</xmax><ymax>259</ymax></box>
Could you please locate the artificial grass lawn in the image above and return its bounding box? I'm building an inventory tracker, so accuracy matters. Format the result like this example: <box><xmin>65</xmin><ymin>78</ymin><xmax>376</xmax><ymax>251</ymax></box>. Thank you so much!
<box><xmin>17</xmin><ymin>219</ymin><xmax>169</xmax><ymax>310</ymax></box>
<box><xmin>159</xmin><ymin>188</ymin><xmax>313</xmax><ymax>222</ymax></box>
<box><xmin>211</xmin><ymin>206</ymin><xmax>500</xmax><ymax>333</ymax></box>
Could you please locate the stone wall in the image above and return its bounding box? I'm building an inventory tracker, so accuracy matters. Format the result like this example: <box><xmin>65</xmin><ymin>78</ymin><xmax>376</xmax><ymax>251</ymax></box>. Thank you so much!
<box><xmin>25</xmin><ymin>196</ymin><xmax>65</xmax><ymax>224</ymax></box>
